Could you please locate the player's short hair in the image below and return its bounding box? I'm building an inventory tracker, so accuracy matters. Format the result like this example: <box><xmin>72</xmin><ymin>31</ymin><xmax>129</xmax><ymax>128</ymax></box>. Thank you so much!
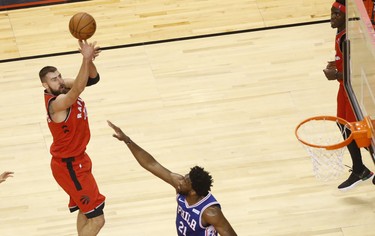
<box><xmin>39</xmin><ymin>66</ymin><xmax>57</xmax><ymax>82</ymax></box>
<box><xmin>189</xmin><ymin>166</ymin><xmax>213</xmax><ymax>196</ymax></box>
<box><xmin>336</xmin><ymin>0</ymin><xmax>345</xmax><ymax>6</ymax></box>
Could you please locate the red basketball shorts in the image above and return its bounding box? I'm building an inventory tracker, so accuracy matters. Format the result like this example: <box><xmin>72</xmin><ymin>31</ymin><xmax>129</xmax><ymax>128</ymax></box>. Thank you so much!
<box><xmin>337</xmin><ymin>83</ymin><xmax>356</xmax><ymax>122</ymax></box>
<box><xmin>50</xmin><ymin>152</ymin><xmax>106</xmax><ymax>218</ymax></box>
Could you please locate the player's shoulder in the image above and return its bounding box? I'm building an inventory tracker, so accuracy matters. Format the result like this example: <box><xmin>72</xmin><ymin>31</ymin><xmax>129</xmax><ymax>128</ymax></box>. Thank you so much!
<box><xmin>201</xmin><ymin>203</ymin><xmax>224</xmax><ymax>228</ymax></box>
<box><xmin>203</xmin><ymin>203</ymin><xmax>221</xmax><ymax>216</ymax></box>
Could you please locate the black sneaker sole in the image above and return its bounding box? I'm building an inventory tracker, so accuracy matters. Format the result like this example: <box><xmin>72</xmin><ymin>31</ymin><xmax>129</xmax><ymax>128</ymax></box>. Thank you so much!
<box><xmin>339</xmin><ymin>172</ymin><xmax>374</xmax><ymax>191</ymax></box>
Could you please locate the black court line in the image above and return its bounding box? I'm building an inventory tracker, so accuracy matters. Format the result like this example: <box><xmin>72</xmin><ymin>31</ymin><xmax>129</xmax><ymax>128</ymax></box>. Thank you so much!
<box><xmin>0</xmin><ymin>19</ymin><xmax>330</xmax><ymax>64</ymax></box>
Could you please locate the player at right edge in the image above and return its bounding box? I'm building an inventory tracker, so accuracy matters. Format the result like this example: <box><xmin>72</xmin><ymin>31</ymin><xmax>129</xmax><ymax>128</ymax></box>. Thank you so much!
<box><xmin>323</xmin><ymin>0</ymin><xmax>374</xmax><ymax>191</ymax></box>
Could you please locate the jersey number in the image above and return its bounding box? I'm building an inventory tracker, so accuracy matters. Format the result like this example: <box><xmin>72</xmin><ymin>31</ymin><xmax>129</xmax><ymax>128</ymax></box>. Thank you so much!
<box><xmin>178</xmin><ymin>221</ymin><xmax>187</xmax><ymax>236</ymax></box>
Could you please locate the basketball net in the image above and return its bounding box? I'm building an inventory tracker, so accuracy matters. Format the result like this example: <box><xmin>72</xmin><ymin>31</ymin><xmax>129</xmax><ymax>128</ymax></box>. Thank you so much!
<box><xmin>295</xmin><ymin>116</ymin><xmax>372</xmax><ymax>181</ymax></box>
<box><xmin>302</xmin><ymin>143</ymin><xmax>346</xmax><ymax>181</ymax></box>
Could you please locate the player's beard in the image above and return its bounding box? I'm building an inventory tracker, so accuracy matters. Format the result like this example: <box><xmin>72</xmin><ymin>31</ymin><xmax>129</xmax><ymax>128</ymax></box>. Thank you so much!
<box><xmin>50</xmin><ymin>84</ymin><xmax>69</xmax><ymax>96</ymax></box>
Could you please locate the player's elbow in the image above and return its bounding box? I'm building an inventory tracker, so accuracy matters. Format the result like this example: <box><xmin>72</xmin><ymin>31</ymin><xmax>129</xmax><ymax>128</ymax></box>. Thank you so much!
<box><xmin>86</xmin><ymin>73</ymin><xmax>100</xmax><ymax>87</ymax></box>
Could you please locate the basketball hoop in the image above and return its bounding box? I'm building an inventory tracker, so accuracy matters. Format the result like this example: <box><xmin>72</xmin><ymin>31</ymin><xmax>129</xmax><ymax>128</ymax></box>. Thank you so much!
<box><xmin>295</xmin><ymin>115</ymin><xmax>373</xmax><ymax>181</ymax></box>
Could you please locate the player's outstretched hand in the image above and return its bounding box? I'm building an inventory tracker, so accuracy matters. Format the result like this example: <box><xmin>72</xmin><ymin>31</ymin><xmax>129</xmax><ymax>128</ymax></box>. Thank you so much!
<box><xmin>107</xmin><ymin>120</ymin><xmax>131</xmax><ymax>144</ymax></box>
<box><xmin>0</xmin><ymin>171</ymin><xmax>14</xmax><ymax>184</ymax></box>
<box><xmin>93</xmin><ymin>45</ymin><xmax>101</xmax><ymax>60</ymax></box>
<box><xmin>78</xmin><ymin>40</ymin><xmax>99</xmax><ymax>60</ymax></box>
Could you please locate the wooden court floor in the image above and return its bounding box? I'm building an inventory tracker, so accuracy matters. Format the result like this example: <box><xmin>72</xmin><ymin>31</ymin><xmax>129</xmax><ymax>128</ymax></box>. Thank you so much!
<box><xmin>2</xmin><ymin>1</ymin><xmax>375</xmax><ymax>236</ymax></box>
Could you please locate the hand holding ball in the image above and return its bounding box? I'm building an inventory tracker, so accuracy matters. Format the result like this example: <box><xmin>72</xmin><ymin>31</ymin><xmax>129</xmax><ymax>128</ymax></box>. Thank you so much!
<box><xmin>69</xmin><ymin>12</ymin><xmax>96</xmax><ymax>40</ymax></box>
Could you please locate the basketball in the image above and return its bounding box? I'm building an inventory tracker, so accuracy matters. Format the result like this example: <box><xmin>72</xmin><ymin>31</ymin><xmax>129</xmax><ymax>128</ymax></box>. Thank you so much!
<box><xmin>69</xmin><ymin>12</ymin><xmax>96</xmax><ymax>40</ymax></box>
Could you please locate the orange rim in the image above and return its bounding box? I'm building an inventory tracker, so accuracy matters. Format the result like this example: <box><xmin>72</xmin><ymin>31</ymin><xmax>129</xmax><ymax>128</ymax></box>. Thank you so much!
<box><xmin>295</xmin><ymin>116</ymin><xmax>354</xmax><ymax>150</ymax></box>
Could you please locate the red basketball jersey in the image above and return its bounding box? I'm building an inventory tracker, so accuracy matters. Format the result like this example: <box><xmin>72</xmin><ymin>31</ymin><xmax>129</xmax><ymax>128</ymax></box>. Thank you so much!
<box><xmin>335</xmin><ymin>29</ymin><xmax>346</xmax><ymax>74</ymax></box>
<box><xmin>44</xmin><ymin>92</ymin><xmax>90</xmax><ymax>158</ymax></box>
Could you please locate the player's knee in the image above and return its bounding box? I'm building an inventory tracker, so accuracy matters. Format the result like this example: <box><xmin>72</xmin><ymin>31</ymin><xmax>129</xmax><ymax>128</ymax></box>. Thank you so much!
<box><xmin>90</xmin><ymin>215</ymin><xmax>105</xmax><ymax>230</ymax></box>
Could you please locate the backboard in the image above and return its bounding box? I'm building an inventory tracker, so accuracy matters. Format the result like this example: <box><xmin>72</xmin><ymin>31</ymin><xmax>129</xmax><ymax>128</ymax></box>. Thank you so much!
<box><xmin>345</xmin><ymin>0</ymin><xmax>375</xmax><ymax>162</ymax></box>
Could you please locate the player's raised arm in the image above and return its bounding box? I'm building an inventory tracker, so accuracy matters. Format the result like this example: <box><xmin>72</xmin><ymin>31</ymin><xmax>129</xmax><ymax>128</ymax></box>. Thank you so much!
<box><xmin>107</xmin><ymin>120</ymin><xmax>184</xmax><ymax>190</ymax></box>
<box><xmin>62</xmin><ymin>45</ymin><xmax>101</xmax><ymax>90</ymax></box>
<box><xmin>51</xmin><ymin>40</ymin><xmax>98</xmax><ymax>113</ymax></box>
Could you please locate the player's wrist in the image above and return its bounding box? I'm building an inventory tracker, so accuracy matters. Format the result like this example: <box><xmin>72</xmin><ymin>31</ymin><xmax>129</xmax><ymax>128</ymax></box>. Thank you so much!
<box><xmin>124</xmin><ymin>137</ymin><xmax>132</xmax><ymax>145</ymax></box>
<box><xmin>82</xmin><ymin>57</ymin><xmax>92</xmax><ymax>63</ymax></box>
